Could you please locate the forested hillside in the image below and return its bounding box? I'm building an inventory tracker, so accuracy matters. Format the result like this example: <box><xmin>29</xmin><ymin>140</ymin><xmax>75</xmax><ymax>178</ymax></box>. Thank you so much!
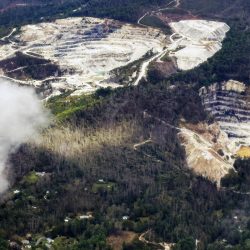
<box><xmin>0</xmin><ymin>0</ymin><xmax>172</xmax><ymax>38</ymax></box>
<box><xmin>2</xmin><ymin>82</ymin><xmax>250</xmax><ymax>250</ymax></box>
<box><xmin>0</xmin><ymin>0</ymin><xmax>250</xmax><ymax>249</ymax></box>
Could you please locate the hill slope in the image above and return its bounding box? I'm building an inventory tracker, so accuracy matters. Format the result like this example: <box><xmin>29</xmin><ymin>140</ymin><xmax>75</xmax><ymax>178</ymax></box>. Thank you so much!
<box><xmin>0</xmin><ymin>0</ymin><xmax>250</xmax><ymax>249</ymax></box>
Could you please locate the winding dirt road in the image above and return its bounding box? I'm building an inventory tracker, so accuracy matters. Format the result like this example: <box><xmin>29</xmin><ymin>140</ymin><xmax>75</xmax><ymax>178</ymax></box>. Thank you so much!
<box><xmin>0</xmin><ymin>28</ymin><xmax>16</xmax><ymax>41</ymax></box>
<box><xmin>134</xmin><ymin>0</ymin><xmax>182</xmax><ymax>85</ymax></box>
<box><xmin>139</xmin><ymin>230</ymin><xmax>174</xmax><ymax>250</ymax></box>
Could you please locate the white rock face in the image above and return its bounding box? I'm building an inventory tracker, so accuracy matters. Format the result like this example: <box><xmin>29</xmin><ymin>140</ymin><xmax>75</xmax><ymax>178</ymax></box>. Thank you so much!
<box><xmin>221</xmin><ymin>79</ymin><xmax>246</xmax><ymax>93</ymax></box>
<box><xmin>0</xmin><ymin>17</ymin><xmax>230</xmax><ymax>98</ymax></box>
<box><xmin>169</xmin><ymin>20</ymin><xmax>230</xmax><ymax>70</ymax></box>
<box><xmin>199</xmin><ymin>80</ymin><xmax>250</xmax><ymax>147</ymax></box>
<box><xmin>180</xmin><ymin>80</ymin><xmax>249</xmax><ymax>186</ymax></box>
<box><xmin>0</xmin><ymin>17</ymin><xmax>167</xmax><ymax>97</ymax></box>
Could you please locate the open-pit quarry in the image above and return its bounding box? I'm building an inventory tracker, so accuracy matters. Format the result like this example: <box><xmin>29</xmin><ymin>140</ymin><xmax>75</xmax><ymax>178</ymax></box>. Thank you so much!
<box><xmin>0</xmin><ymin>17</ymin><xmax>167</xmax><ymax>98</ymax></box>
<box><xmin>200</xmin><ymin>80</ymin><xmax>250</xmax><ymax>152</ymax></box>
<box><xmin>178</xmin><ymin>122</ymin><xmax>235</xmax><ymax>186</ymax></box>
<box><xmin>179</xmin><ymin>80</ymin><xmax>250</xmax><ymax>186</ymax></box>
<box><xmin>0</xmin><ymin>15</ymin><xmax>230</xmax><ymax>98</ymax></box>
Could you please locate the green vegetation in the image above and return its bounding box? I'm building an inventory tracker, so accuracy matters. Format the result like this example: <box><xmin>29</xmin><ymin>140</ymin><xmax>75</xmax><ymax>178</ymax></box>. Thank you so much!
<box><xmin>46</xmin><ymin>89</ymin><xmax>111</xmax><ymax>120</ymax></box>
<box><xmin>0</xmin><ymin>26</ymin><xmax>11</xmax><ymax>38</ymax></box>
<box><xmin>0</xmin><ymin>51</ymin><xmax>61</xmax><ymax>80</ymax></box>
<box><xmin>140</xmin><ymin>15</ymin><xmax>172</xmax><ymax>34</ymax></box>
<box><xmin>181</xmin><ymin>0</ymin><xmax>250</xmax><ymax>21</ymax></box>
<box><xmin>222</xmin><ymin>159</ymin><xmax>250</xmax><ymax>192</ymax></box>
<box><xmin>161</xmin><ymin>8</ymin><xmax>187</xmax><ymax>15</ymax></box>
<box><xmin>161</xmin><ymin>53</ymin><xmax>172</xmax><ymax>62</ymax></box>
<box><xmin>173</xmin><ymin>237</ymin><xmax>195</xmax><ymax>250</ymax></box>
<box><xmin>111</xmin><ymin>51</ymin><xmax>154</xmax><ymax>85</ymax></box>
<box><xmin>166</xmin><ymin>21</ymin><xmax>250</xmax><ymax>86</ymax></box>
<box><xmin>0</xmin><ymin>0</ymin><xmax>173</xmax><ymax>34</ymax></box>
<box><xmin>23</xmin><ymin>171</ymin><xmax>39</xmax><ymax>185</ymax></box>
<box><xmin>2</xmin><ymin>81</ymin><xmax>248</xmax><ymax>249</ymax></box>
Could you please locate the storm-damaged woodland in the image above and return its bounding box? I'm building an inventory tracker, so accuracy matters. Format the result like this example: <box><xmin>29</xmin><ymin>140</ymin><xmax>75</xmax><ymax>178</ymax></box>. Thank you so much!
<box><xmin>0</xmin><ymin>0</ymin><xmax>250</xmax><ymax>249</ymax></box>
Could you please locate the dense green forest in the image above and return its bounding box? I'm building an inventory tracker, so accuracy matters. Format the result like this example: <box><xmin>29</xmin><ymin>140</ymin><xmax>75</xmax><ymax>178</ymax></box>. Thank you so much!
<box><xmin>0</xmin><ymin>0</ymin><xmax>171</xmax><ymax>37</ymax></box>
<box><xmin>1</xmin><ymin>82</ymin><xmax>250</xmax><ymax>249</ymax></box>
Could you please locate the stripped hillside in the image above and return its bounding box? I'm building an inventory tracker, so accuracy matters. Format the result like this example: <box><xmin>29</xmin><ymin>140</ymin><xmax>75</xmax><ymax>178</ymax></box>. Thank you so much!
<box><xmin>177</xmin><ymin>80</ymin><xmax>250</xmax><ymax>187</ymax></box>
<box><xmin>0</xmin><ymin>16</ymin><xmax>229</xmax><ymax>99</ymax></box>
<box><xmin>0</xmin><ymin>17</ymin><xmax>167</xmax><ymax>98</ymax></box>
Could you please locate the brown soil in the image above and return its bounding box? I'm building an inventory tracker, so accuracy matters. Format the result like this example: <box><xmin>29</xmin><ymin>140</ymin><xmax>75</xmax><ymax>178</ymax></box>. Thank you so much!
<box><xmin>151</xmin><ymin>57</ymin><xmax>178</xmax><ymax>79</ymax></box>
<box><xmin>107</xmin><ymin>231</ymin><xmax>137</xmax><ymax>250</ymax></box>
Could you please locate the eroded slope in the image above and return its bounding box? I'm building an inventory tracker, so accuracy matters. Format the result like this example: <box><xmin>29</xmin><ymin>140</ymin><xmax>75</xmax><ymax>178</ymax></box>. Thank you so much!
<box><xmin>179</xmin><ymin>122</ymin><xmax>235</xmax><ymax>186</ymax></box>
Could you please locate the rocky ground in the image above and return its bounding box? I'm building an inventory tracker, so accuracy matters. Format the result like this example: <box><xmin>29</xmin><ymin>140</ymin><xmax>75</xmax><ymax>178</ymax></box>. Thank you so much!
<box><xmin>0</xmin><ymin>16</ymin><xmax>230</xmax><ymax>99</ymax></box>
<box><xmin>168</xmin><ymin>20</ymin><xmax>230</xmax><ymax>70</ymax></box>
<box><xmin>0</xmin><ymin>17</ymin><xmax>168</xmax><ymax>98</ymax></box>
<box><xmin>179</xmin><ymin>80</ymin><xmax>250</xmax><ymax>186</ymax></box>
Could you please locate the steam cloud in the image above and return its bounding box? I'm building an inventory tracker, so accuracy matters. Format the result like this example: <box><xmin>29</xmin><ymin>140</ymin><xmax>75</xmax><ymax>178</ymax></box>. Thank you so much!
<box><xmin>0</xmin><ymin>80</ymin><xmax>49</xmax><ymax>193</ymax></box>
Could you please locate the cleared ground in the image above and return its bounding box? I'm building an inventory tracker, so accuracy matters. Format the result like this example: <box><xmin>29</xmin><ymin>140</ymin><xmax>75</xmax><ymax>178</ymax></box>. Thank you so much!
<box><xmin>169</xmin><ymin>20</ymin><xmax>230</xmax><ymax>70</ymax></box>
<box><xmin>0</xmin><ymin>17</ymin><xmax>167</xmax><ymax>98</ymax></box>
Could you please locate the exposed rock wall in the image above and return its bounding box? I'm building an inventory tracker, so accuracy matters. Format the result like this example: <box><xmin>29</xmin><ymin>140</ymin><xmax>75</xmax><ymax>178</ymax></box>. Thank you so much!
<box><xmin>179</xmin><ymin>80</ymin><xmax>250</xmax><ymax>186</ymax></box>
<box><xmin>199</xmin><ymin>80</ymin><xmax>250</xmax><ymax>146</ymax></box>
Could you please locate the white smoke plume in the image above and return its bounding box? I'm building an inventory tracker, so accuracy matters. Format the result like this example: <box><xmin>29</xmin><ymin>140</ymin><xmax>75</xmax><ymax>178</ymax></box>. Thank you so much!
<box><xmin>0</xmin><ymin>80</ymin><xmax>49</xmax><ymax>193</ymax></box>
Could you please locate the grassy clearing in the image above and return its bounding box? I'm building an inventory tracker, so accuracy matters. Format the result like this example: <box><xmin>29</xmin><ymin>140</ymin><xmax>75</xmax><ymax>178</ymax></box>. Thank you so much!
<box><xmin>46</xmin><ymin>89</ymin><xmax>112</xmax><ymax>121</ymax></box>
<box><xmin>23</xmin><ymin>171</ymin><xmax>39</xmax><ymax>185</ymax></box>
<box><xmin>107</xmin><ymin>231</ymin><xmax>137</xmax><ymax>250</ymax></box>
